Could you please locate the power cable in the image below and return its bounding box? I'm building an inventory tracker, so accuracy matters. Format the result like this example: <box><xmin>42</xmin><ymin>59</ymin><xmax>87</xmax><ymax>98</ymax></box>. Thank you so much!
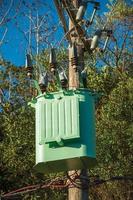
<box><xmin>1</xmin><ymin>176</ymin><xmax>133</xmax><ymax>199</ymax></box>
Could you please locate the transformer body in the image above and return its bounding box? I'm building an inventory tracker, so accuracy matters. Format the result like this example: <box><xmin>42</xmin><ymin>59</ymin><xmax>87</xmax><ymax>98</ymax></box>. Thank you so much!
<box><xmin>30</xmin><ymin>89</ymin><xmax>97</xmax><ymax>173</ymax></box>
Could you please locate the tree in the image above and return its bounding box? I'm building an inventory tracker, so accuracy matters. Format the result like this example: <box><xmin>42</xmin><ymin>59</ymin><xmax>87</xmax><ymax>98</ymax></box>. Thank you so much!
<box><xmin>89</xmin><ymin>71</ymin><xmax>133</xmax><ymax>199</ymax></box>
<box><xmin>0</xmin><ymin>54</ymin><xmax>68</xmax><ymax>199</ymax></box>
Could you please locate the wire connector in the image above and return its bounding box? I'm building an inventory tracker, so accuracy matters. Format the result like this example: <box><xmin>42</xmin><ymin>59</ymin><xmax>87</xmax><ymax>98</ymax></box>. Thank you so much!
<box><xmin>39</xmin><ymin>72</ymin><xmax>49</xmax><ymax>93</ymax></box>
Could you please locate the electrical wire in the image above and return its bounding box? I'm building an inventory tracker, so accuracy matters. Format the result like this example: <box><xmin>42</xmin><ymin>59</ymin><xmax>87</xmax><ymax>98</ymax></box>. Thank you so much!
<box><xmin>1</xmin><ymin>176</ymin><xmax>133</xmax><ymax>199</ymax></box>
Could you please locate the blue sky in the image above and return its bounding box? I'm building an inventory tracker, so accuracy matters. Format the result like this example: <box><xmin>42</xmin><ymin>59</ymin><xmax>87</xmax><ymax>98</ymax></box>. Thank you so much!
<box><xmin>0</xmin><ymin>0</ymin><xmax>109</xmax><ymax>66</ymax></box>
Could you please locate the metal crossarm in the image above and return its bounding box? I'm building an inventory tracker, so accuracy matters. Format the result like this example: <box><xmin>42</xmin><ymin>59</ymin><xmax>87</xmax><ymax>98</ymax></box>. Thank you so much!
<box><xmin>62</xmin><ymin>0</ymin><xmax>92</xmax><ymax>53</ymax></box>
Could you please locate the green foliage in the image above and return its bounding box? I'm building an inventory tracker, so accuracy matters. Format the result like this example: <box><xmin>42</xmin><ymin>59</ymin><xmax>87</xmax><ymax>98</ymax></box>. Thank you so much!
<box><xmin>0</xmin><ymin>57</ymin><xmax>67</xmax><ymax>199</ymax></box>
<box><xmin>95</xmin><ymin>76</ymin><xmax>133</xmax><ymax>176</ymax></box>
<box><xmin>85</xmin><ymin>65</ymin><xmax>133</xmax><ymax>199</ymax></box>
<box><xmin>107</xmin><ymin>0</ymin><xmax>133</xmax><ymax>19</ymax></box>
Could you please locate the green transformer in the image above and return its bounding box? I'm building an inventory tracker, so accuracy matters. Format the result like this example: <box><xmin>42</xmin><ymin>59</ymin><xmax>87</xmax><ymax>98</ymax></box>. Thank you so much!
<box><xmin>30</xmin><ymin>89</ymin><xmax>97</xmax><ymax>173</ymax></box>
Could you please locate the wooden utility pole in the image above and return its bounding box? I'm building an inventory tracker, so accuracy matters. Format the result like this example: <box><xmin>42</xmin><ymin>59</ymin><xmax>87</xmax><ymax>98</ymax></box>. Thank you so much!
<box><xmin>68</xmin><ymin>0</ymin><xmax>84</xmax><ymax>89</ymax></box>
<box><xmin>68</xmin><ymin>0</ymin><xmax>89</xmax><ymax>199</ymax></box>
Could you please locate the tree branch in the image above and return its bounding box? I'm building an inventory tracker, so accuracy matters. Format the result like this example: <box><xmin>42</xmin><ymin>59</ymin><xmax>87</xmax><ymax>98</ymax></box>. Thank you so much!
<box><xmin>0</xmin><ymin>0</ymin><xmax>13</xmax><ymax>26</ymax></box>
